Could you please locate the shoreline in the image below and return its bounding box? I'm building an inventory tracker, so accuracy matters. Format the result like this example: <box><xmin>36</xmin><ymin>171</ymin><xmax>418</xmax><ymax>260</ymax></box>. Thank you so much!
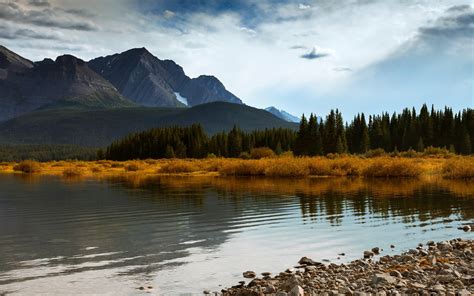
<box><xmin>1</xmin><ymin>155</ymin><xmax>473</xmax><ymax>179</ymax></box>
<box><xmin>218</xmin><ymin>238</ymin><xmax>473</xmax><ymax>295</ymax></box>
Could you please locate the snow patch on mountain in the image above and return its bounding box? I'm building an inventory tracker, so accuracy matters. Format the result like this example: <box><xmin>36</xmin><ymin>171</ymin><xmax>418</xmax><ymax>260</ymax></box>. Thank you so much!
<box><xmin>174</xmin><ymin>92</ymin><xmax>188</xmax><ymax>106</ymax></box>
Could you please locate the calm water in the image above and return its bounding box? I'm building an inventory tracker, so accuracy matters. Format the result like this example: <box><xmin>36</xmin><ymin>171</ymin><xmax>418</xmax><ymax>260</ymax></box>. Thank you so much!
<box><xmin>0</xmin><ymin>174</ymin><xmax>473</xmax><ymax>295</ymax></box>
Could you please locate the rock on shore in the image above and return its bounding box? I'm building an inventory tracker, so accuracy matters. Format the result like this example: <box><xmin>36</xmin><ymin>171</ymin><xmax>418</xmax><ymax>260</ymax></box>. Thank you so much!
<box><xmin>219</xmin><ymin>239</ymin><xmax>473</xmax><ymax>295</ymax></box>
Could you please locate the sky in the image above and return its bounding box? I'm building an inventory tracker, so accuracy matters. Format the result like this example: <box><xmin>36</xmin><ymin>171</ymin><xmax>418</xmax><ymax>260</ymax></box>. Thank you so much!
<box><xmin>0</xmin><ymin>0</ymin><xmax>473</xmax><ymax>119</ymax></box>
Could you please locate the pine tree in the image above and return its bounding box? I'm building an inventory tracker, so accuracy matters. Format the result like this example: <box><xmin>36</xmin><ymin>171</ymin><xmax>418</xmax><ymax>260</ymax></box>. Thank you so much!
<box><xmin>165</xmin><ymin>145</ymin><xmax>175</xmax><ymax>158</ymax></box>
<box><xmin>461</xmin><ymin>132</ymin><xmax>472</xmax><ymax>155</ymax></box>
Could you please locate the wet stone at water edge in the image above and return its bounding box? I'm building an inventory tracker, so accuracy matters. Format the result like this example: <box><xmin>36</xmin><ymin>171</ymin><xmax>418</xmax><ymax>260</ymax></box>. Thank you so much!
<box><xmin>220</xmin><ymin>239</ymin><xmax>474</xmax><ymax>295</ymax></box>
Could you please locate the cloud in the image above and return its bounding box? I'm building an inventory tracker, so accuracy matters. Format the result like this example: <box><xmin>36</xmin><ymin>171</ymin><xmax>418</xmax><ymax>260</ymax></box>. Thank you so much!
<box><xmin>333</xmin><ymin>67</ymin><xmax>352</xmax><ymax>72</ymax></box>
<box><xmin>301</xmin><ymin>46</ymin><xmax>331</xmax><ymax>59</ymax></box>
<box><xmin>298</xmin><ymin>4</ymin><xmax>311</xmax><ymax>10</ymax></box>
<box><xmin>0</xmin><ymin>23</ymin><xmax>60</xmax><ymax>40</ymax></box>
<box><xmin>289</xmin><ymin>45</ymin><xmax>306</xmax><ymax>49</ymax></box>
<box><xmin>418</xmin><ymin>5</ymin><xmax>474</xmax><ymax>39</ymax></box>
<box><xmin>447</xmin><ymin>5</ymin><xmax>471</xmax><ymax>12</ymax></box>
<box><xmin>0</xmin><ymin>1</ymin><xmax>98</xmax><ymax>31</ymax></box>
<box><xmin>28</xmin><ymin>0</ymin><xmax>50</xmax><ymax>7</ymax></box>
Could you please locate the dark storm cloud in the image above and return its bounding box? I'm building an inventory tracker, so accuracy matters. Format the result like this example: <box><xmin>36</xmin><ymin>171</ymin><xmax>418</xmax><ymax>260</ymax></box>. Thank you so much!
<box><xmin>419</xmin><ymin>5</ymin><xmax>473</xmax><ymax>39</ymax></box>
<box><xmin>0</xmin><ymin>1</ymin><xmax>97</xmax><ymax>31</ymax></box>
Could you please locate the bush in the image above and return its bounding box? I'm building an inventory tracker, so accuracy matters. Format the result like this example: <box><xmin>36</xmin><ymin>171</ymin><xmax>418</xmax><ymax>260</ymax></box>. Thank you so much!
<box><xmin>125</xmin><ymin>163</ymin><xmax>141</xmax><ymax>171</ymax></box>
<box><xmin>144</xmin><ymin>159</ymin><xmax>158</xmax><ymax>165</ymax></box>
<box><xmin>159</xmin><ymin>161</ymin><xmax>200</xmax><ymax>173</ymax></box>
<box><xmin>363</xmin><ymin>158</ymin><xmax>422</xmax><ymax>177</ymax></box>
<box><xmin>111</xmin><ymin>162</ymin><xmax>124</xmax><ymax>168</ymax></box>
<box><xmin>442</xmin><ymin>157</ymin><xmax>474</xmax><ymax>178</ymax></box>
<box><xmin>400</xmin><ymin>149</ymin><xmax>419</xmax><ymax>158</ymax></box>
<box><xmin>219</xmin><ymin>160</ymin><xmax>266</xmax><ymax>176</ymax></box>
<box><xmin>239</xmin><ymin>152</ymin><xmax>251</xmax><ymax>159</ymax></box>
<box><xmin>365</xmin><ymin>148</ymin><xmax>386</xmax><ymax>158</ymax></box>
<box><xmin>91</xmin><ymin>166</ymin><xmax>103</xmax><ymax>173</ymax></box>
<box><xmin>264</xmin><ymin>159</ymin><xmax>309</xmax><ymax>177</ymax></box>
<box><xmin>13</xmin><ymin>160</ymin><xmax>42</xmax><ymax>173</ymax></box>
<box><xmin>250</xmin><ymin>147</ymin><xmax>275</xmax><ymax>159</ymax></box>
<box><xmin>206</xmin><ymin>153</ymin><xmax>217</xmax><ymax>159</ymax></box>
<box><xmin>423</xmin><ymin>146</ymin><xmax>452</xmax><ymax>158</ymax></box>
<box><xmin>62</xmin><ymin>167</ymin><xmax>83</xmax><ymax>177</ymax></box>
<box><xmin>279</xmin><ymin>151</ymin><xmax>294</xmax><ymax>158</ymax></box>
<box><xmin>330</xmin><ymin>158</ymin><xmax>363</xmax><ymax>176</ymax></box>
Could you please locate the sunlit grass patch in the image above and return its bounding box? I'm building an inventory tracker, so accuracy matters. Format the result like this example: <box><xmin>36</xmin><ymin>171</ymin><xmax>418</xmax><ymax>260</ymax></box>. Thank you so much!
<box><xmin>363</xmin><ymin>157</ymin><xmax>422</xmax><ymax>177</ymax></box>
<box><xmin>442</xmin><ymin>157</ymin><xmax>474</xmax><ymax>179</ymax></box>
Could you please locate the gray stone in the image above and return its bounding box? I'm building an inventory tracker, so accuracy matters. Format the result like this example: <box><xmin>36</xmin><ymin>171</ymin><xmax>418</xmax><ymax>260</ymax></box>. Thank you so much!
<box><xmin>389</xmin><ymin>270</ymin><xmax>402</xmax><ymax>278</ymax></box>
<box><xmin>298</xmin><ymin>256</ymin><xmax>321</xmax><ymax>266</ymax></box>
<box><xmin>288</xmin><ymin>285</ymin><xmax>304</xmax><ymax>296</ymax></box>
<box><xmin>371</xmin><ymin>273</ymin><xmax>397</xmax><ymax>286</ymax></box>
<box><xmin>364</xmin><ymin>251</ymin><xmax>374</xmax><ymax>258</ymax></box>
<box><xmin>243</xmin><ymin>271</ymin><xmax>256</xmax><ymax>278</ymax></box>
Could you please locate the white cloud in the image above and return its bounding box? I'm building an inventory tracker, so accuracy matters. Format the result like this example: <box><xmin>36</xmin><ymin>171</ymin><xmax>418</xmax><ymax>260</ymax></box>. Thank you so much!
<box><xmin>298</xmin><ymin>4</ymin><xmax>311</xmax><ymax>10</ymax></box>
<box><xmin>2</xmin><ymin>0</ymin><xmax>471</xmax><ymax>117</ymax></box>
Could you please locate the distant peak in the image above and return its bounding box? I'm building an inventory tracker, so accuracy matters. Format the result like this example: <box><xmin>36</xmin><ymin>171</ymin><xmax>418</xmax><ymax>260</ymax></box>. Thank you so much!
<box><xmin>125</xmin><ymin>47</ymin><xmax>152</xmax><ymax>56</ymax></box>
<box><xmin>55</xmin><ymin>55</ymin><xmax>86</xmax><ymax>66</ymax></box>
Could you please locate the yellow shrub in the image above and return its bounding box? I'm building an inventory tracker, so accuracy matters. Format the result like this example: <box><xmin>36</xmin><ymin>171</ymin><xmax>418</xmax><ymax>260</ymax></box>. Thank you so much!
<box><xmin>13</xmin><ymin>160</ymin><xmax>42</xmax><ymax>173</ymax></box>
<box><xmin>159</xmin><ymin>161</ymin><xmax>201</xmax><ymax>173</ymax></box>
<box><xmin>250</xmin><ymin>147</ymin><xmax>276</xmax><ymax>159</ymax></box>
<box><xmin>62</xmin><ymin>167</ymin><xmax>84</xmax><ymax>177</ymax></box>
<box><xmin>219</xmin><ymin>160</ymin><xmax>266</xmax><ymax>176</ymax></box>
<box><xmin>442</xmin><ymin>157</ymin><xmax>474</xmax><ymax>179</ymax></box>
<box><xmin>307</xmin><ymin>158</ymin><xmax>332</xmax><ymax>176</ymax></box>
<box><xmin>91</xmin><ymin>166</ymin><xmax>103</xmax><ymax>173</ymax></box>
<box><xmin>363</xmin><ymin>157</ymin><xmax>422</xmax><ymax>177</ymax></box>
<box><xmin>264</xmin><ymin>159</ymin><xmax>309</xmax><ymax>177</ymax></box>
<box><xmin>125</xmin><ymin>163</ymin><xmax>142</xmax><ymax>171</ymax></box>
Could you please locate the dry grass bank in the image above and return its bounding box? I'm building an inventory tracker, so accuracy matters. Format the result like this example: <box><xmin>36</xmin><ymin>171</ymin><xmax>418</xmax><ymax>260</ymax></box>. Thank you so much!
<box><xmin>0</xmin><ymin>155</ymin><xmax>473</xmax><ymax>180</ymax></box>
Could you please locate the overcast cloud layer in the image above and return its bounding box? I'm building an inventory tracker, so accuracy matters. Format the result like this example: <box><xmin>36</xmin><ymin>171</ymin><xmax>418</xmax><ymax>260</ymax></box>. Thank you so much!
<box><xmin>0</xmin><ymin>0</ymin><xmax>472</xmax><ymax>118</ymax></box>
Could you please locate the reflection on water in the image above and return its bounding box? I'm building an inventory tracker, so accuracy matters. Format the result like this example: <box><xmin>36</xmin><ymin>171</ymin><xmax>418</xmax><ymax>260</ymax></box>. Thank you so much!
<box><xmin>0</xmin><ymin>174</ymin><xmax>472</xmax><ymax>295</ymax></box>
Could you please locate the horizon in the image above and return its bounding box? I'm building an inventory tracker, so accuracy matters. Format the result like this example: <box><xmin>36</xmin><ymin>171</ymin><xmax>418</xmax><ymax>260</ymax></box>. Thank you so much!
<box><xmin>0</xmin><ymin>0</ymin><xmax>472</xmax><ymax>119</ymax></box>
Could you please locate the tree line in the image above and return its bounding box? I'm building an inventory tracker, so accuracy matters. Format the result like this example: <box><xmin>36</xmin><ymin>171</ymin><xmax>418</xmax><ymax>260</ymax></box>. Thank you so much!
<box><xmin>103</xmin><ymin>125</ymin><xmax>296</xmax><ymax>160</ymax></box>
<box><xmin>102</xmin><ymin>104</ymin><xmax>473</xmax><ymax>160</ymax></box>
<box><xmin>295</xmin><ymin>105</ymin><xmax>473</xmax><ymax>156</ymax></box>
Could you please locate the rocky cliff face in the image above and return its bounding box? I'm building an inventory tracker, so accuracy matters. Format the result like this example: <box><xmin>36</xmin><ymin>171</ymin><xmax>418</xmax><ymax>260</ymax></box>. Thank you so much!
<box><xmin>88</xmin><ymin>48</ymin><xmax>243</xmax><ymax>107</ymax></box>
<box><xmin>0</xmin><ymin>47</ymin><xmax>132</xmax><ymax>121</ymax></box>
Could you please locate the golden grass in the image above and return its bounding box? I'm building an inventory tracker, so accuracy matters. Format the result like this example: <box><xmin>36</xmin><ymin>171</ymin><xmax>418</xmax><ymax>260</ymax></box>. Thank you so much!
<box><xmin>362</xmin><ymin>157</ymin><xmax>423</xmax><ymax>178</ymax></box>
<box><xmin>442</xmin><ymin>157</ymin><xmax>474</xmax><ymax>179</ymax></box>
<box><xmin>0</xmin><ymin>155</ymin><xmax>472</xmax><ymax>180</ymax></box>
<box><xmin>158</xmin><ymin>160</ymin><xmax>202</xmax><ymax>174</ymax></box>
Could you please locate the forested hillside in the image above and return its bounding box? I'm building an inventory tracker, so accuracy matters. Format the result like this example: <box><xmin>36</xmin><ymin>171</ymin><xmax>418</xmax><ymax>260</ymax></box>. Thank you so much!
<box><xmin>103</xmin><ymin>105</ymin><xmax>473</xmax><ymax>160</ymax></box>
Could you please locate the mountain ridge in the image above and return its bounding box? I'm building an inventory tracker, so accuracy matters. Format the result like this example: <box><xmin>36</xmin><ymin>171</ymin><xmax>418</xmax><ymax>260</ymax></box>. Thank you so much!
<box><xmin>0</xmin><ymin>48</ymin><xmax>134</xmax><ymax>121</ymax></box>
<box><xmin>88</xmin><ymin>47</ymin><xmax>243</xmax><ymax>107</ymax></box>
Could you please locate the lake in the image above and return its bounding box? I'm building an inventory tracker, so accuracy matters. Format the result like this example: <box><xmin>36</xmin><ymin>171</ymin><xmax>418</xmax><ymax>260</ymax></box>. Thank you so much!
<box><xmin>0</xmin><ymin>174</ymin><xmax>473</xmax><ymax>295</ymax></box>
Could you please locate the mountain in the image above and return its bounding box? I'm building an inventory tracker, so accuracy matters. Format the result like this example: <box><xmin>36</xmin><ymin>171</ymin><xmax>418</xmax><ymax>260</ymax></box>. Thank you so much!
<box><xmin>0</xmin><ymin>46</ymin><xmax>133</xmax><ymax>121</ymax></box>
<box><xmin>265</xmin><ymin>106</ymin><xmax>300</xmax><ymax>123</ymax></box>
<box><xmin>0</xmin><ymin>102</ymin><xmax>297</xmax><ymax>147</ymax></box>
<box><xmin>88</xmin><ymin>48</ymin><xmax>242</xmax><ymax>107</ymax></box>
